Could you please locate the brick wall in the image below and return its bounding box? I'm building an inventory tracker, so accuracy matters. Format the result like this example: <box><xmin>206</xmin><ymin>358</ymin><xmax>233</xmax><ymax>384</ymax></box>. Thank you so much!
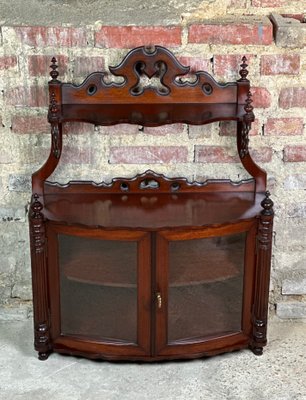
<box><xmin>0</xmin><ymin>3</ymin><xmax>305</xmax><ymax>320</ymax></box>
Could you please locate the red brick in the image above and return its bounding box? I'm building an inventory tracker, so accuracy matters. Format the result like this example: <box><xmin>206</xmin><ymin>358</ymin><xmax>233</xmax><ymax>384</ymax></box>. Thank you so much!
<box><xmin>143</xmin><ymin>124</ymin><xmax>184</xmax><ymax>136</ymax></box>
<box><xmin>28</xmin><ymin>55</ymin><xmax>68</xmax><ymax>76</ymax></box>
<box><xmin>195</xmin><ymin>146</ymin><xmax>238</xmax><ymax>163</ymax></box>
<box><xmin>63</xmin><ymin>122</ymin><xmax>95</xmax><ymax>135</ymax></box>
<box><xmin>11</xmin><ymin>115</ymin><xmax>49</xmax><ymax>134</ymax></box>
<box><xmin>214</xmin><ymin>54</ymin><xmax>254</xmax><ymax>77</ymax></box>
<box><xmin>189</xmin><ymin>124</ymin><xmax>214</xmax><ymax>139</ymax></box>
<box><xmin>95</xmin><ymin>26</ymin><xmax>182</xmax><ymax>48</ymax></box>
<box><xmin>61</xmin><ymin>146</ymin><xmax>92</xmax><ymax>164</ymax></box>
<box><xmin>0</xmin><ymin>56</ymin><xmax>17</xmax><ymax>70</ymax></box>
<box><xmin>188</xmin><ymin>20</ymin><xmax>273</xmax><ymax>45</ymax></box>
<box><xmin>251</xmin><ymin>87</ymin><xmax>271</xmax><ymax>109</ymax></box>
<box><xmin>14</xmin><ymin>26</ymin><xmax>88</xmax><ymax>47</ymax></box>
<box><xmin>249</xmin><ymin>147</ymin><xmax>272</xmax><ymax>163</ymax></box>
<box><xmin>109</xmin><ymin>146</ymin><xmax>188</xmax><ymax>164</ymax></box>
<box><xmin>279</xmin><ymin>88</ymin><xmax>306</xmax><ymax>109</ymax></box>
<box><xmin>252</xmin><ymin>0</ymin><xmax>286</xmax><ymax>6</ymax></box>
<box><xmin>99</xmin><ymin>124</ymin><xmax>140</xmax><ymax>135</ymax></box>
<box><xmin>284</xmin><ymin>146</ymin><xmax>306</xmax><ymax>162</ymax></box>
<box><xmin>220</xmin><ymin>120</ymin><xmax>259</xmax><ymax>136</ymax></box>
<box><xmin>261</xmin><ymin>55</ymin><xmax>300</xmax><ymax>75</ymax></box>
<box><xmin>7</xmin><ymin>86</ymin><xmax>48</xmax><ymax>108</ymax></box>
<box><xmin>73</xmin><ymin>56</ymin><xmax>105</xmax><ymax>76</ymax></box>
<box><xmin>265</xmin><ymin>118</ymin><xmax>304</xmax><ymax>136</ymax></box>
<box><xmin>177</xmin><ymin>57</ymin><xmax>210</xmax><ymax>73</ymax></box>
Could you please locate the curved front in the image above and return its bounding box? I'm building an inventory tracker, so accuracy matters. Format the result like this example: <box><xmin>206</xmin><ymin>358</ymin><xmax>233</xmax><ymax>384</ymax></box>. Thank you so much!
<box><xmin>155</xmin><ymin>221</ymin><xmax>257</xmax><ymax>357</ymax></box>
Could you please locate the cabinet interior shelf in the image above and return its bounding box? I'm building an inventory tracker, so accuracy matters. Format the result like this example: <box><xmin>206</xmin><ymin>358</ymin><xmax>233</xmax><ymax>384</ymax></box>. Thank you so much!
<box><xmin>62</xmin><ymin>236</ymin><xmax>244</xmax><ymax>287</ymax></box>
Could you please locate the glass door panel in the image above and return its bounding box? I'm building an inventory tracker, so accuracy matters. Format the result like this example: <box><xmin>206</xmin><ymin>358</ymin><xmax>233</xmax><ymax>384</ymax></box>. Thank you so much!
<box><xmin>59</xmin><ymin>234</ymin><xmax>138</xmax><ymax>343</ymax></box>
<box><xmin>167</xmin><ymin>233</ymin><xmax>246</xmax><ymax>342</ymax></box>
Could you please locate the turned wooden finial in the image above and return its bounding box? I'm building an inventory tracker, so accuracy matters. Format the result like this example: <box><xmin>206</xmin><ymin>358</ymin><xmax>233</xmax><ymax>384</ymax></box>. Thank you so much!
<box><xmin>261</xmin><ymin>191</ymin><xmax>274</xmax><ymax>216</ymax></box>
<box><xmin>50</xmin><ymin>57</ymin><xmax>59</xmax><ymax>82</ymax></box>
<box><xmin>238</xmin><ymin>56</ymin><xmax>249</xmax><ymax>82</ymax></box>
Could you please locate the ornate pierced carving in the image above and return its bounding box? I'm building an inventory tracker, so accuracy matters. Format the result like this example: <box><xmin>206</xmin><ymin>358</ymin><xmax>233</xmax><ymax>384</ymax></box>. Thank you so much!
<box><xmin>240</xmin><ymin>121</ymin><xmax>250</xmax><ymax>159</ymax></box>
<box><xmin>45</xmin><ymin>169</ymin><xmax>256</xmax><ymax>194</ymax></box>
<box><xmin>50</xmin><ymin>57</ymin><xmax>59</xmax><ymax>82</ymax></box>
<box><xmin>238</xmin><ymin>56</ymin><xmax>249</xmax><ymax>82</ymax></box>
<box><xmin>61</xmin><ymin>45</ymin><xmax>237</xmax><ymax>105</ymax></box>
<box><xmin>130</xmin><ymin>60</ymin><xmax>170</xmax><ymax>96</ymax></box>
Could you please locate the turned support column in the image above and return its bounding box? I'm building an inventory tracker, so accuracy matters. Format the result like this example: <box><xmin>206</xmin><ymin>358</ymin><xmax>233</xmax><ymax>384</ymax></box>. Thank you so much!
<box><xmin>251</xmin><ymin>191</ymin><xmax>274</xmax><ymax>355</ymax></box>
<box><xmin>29</xmin><ymin>194</ymin><xmax>51</xmax><ymax>360</ymax></box>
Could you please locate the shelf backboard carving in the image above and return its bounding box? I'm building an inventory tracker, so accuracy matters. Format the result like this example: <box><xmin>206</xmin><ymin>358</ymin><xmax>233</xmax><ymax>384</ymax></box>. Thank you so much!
<box><xmin>60</xmin><ymin>45</ymin><xmax>238</xmax><ymax>105</ymax></box>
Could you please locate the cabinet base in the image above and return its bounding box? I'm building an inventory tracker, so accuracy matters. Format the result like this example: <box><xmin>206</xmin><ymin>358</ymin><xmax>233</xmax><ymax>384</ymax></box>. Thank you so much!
<box><xmin>38</xmin><ymin>342</ymin><xmax>265</xmax><ymax>362</ymax></box>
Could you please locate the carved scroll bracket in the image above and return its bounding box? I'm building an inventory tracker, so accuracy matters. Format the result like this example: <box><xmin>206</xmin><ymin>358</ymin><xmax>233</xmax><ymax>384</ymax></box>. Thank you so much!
<box><xmin>239</xmin><ymin>90</ymin><xmax>254</xmax><ymax>159</ymax></box>
<box><xmin>51</xmin><ymin>123</ymin><xmax>60</xmax><ymax>159</ymax></box>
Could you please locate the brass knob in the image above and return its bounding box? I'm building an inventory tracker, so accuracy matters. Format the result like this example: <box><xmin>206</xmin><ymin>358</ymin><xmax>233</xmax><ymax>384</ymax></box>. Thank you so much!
<box><xmin>156</xmin><ymin>292</ymin><xmax>162</xmax><ymax>309</ymax></box>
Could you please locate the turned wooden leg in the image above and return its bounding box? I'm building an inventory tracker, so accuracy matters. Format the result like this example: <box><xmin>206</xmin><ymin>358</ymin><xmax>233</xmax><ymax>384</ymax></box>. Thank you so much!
<box><xmin>38</xmin><ymin>351</ymin><xmax>51</xmax><ymax>361</ymax></box>
<box><xmin>30</xmin><ymin>194</ymin><xmax>52</xmax><ymax>359</ymax></box>
<box><xmin>251</xmin><ymin>192</ymin><xmax>274</xmax><ymax>355</ymax></box>
<box><xmin>250</xmin><ymin>346</ymin><xmax>263</xmax><ymax>356</ymax></box>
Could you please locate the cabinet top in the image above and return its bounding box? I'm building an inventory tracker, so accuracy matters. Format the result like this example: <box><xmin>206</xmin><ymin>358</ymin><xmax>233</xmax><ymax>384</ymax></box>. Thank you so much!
<box><xmin>31</xmin><ymin>45</ymin><xmax>267</xmax><ymax>196</ymax></box>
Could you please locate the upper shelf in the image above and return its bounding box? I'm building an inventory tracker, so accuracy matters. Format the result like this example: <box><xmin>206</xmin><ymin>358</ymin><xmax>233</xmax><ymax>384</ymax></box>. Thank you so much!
<box><xmin>60</xmin><ymin>103</ymin><xmax>245</xmax><ymax>126</ymax></box>
<box><xmin>31</xmin><ymin>45</ymin><xmax>267</xmax><ymax>196</ymax></box>
<box><xmin>48</xmin><ymin>45</ymin><xmax>253</xmax><ymax>126</ymax></box>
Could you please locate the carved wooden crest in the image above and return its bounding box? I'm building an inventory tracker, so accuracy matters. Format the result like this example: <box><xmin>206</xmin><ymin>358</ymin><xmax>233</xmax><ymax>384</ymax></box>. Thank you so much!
<box><xmin>61</xmin><ymin>45</ymin><xmax>238</xmax><ymax>105</ymax></box>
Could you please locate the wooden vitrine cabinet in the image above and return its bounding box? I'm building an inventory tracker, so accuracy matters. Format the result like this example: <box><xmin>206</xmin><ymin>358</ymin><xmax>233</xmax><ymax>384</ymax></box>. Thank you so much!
<box><xmin>29</xmin><ymin>46</ymin><xmax>274</xmax><ymax>361</ymax></box>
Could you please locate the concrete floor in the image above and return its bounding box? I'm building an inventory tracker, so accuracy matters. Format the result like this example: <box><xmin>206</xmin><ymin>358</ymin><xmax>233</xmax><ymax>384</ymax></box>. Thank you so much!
<box><xmin>0</xmin><ymin>319</ymin><xmax>305</xmax><ymax>400</ymax></box>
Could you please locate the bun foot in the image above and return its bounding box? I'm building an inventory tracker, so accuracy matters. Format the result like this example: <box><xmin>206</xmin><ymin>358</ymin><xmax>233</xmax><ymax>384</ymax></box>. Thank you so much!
<box><xmin>38</xmin><ymin>351</ymin><xmax>50</xmax><ymax>360</ymax></box>
<box><xmin>250</xmin><ymin>346</ymin><xmax>263</xmax><ymax>356</ymax></box>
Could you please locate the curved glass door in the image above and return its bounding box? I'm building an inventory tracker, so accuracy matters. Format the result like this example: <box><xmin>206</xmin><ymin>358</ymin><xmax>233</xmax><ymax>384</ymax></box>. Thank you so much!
<box><xmin>47</xmin><ymin>225</ymin><xmax>151</xmax><ymax>356</ymax></box>
<box><xmin>155</xmin><ymin>226</ymin><xmax>254</xmax><ymax>355</ymax></box>
<box><xmin>59</xmin><ymin>235</ymin><xmax>138</xmax><ymax>342</ymax></box>
<box><xmin>167</xmin><ymin>233</ymin><xmax>245</xmax><ymax>342</ymax></box>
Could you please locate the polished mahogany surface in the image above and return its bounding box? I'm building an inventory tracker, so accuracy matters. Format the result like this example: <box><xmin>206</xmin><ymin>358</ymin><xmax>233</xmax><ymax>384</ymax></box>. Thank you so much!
<box><xmin>29</xmin><ymin>45</ymin><xmax>274</xmax><ymax>362</ymax></box>
<box><xmin>43</xmin><ymin>191</ymin><xmax>264</xmax><ymax>229</ymax></box>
